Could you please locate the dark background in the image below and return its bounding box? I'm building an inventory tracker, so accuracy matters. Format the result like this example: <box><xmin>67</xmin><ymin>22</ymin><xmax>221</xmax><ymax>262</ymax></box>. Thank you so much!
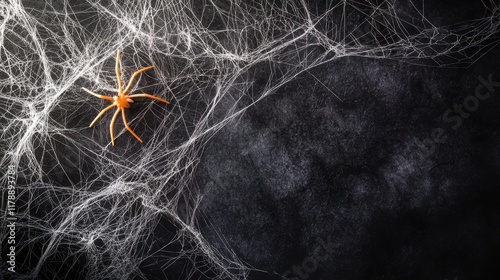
<box><xmin>192</xmin><ymin>1</ymin><xmax>500</xmax><ymax>279</ymax></box>
<box><xmin>196</xmin><ymin>54</ymin><xmax>500</xmax><ymax>280</ymax></box>
<box><xmin>1</xmin><ymin>0</ymin><xmax>500</xmax><ymax>280</ymax></box>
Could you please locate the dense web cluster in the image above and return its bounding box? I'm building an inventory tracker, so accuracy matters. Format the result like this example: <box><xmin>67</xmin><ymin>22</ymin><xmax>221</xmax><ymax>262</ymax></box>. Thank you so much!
<box><xmin>1</xmin><ymin>0</ymin><xmax>499</xmax><ymax>279</ymax></box>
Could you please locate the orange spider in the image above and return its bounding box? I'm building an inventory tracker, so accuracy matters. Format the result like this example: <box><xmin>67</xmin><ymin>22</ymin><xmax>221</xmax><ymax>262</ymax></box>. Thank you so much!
<box><xmin>82</xmin><ymin>49</ymin><xmax>170</xmax><ymax>146</ymax></box>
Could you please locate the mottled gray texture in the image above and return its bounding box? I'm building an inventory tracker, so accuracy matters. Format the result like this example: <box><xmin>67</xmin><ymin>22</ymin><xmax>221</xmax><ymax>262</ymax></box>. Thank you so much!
<box><xmin>197</xmin><ymin>52</ymin><xmax>500</xmax><ymax>279</ymax></box>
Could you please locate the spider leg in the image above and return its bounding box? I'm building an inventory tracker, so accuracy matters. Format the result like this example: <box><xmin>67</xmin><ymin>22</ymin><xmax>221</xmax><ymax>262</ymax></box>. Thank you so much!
<box><xmin>122</xmin><ymin>66</ymin><xmax>155</xmax><ymax>95</ymax></box>
<box><xmin>128</xmin><ymin>93</ymin><xmax>170</xmax><ymax>105</ymax></box>
<box><xmin>116</xmin><ymin>49</ymin><xmax>123</xmax><ymax>95</ymax></box>
<box><xmin>110</xmin><ymin>108</ymin><xmax>121</xmax><ymax>146</ymax></box>
<box><xmin>121</xmin><ymin>109</ymin><xmax>143</xmax><ymax>143</ymax></box>
<box><xmin>89</xmin><ymin>103</ymin><xmax>116</xmax><ymax>127</ymax></box>
<box><xmin>82</xmin><ymin>87</ymin><xmax>114</xmax><ymax>101</ymax></box>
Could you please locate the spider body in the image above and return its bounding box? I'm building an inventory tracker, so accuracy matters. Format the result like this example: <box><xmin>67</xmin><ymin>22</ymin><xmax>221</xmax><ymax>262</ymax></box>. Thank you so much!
<box><xmin>113</xmin><ymin>95</ymin><xmax>133</xmax><ymax>108</ymax></box>
<box><xmin>82</xmin><ymin>49</ymin><xmax>170</xmax><ymax>146</ymax></box>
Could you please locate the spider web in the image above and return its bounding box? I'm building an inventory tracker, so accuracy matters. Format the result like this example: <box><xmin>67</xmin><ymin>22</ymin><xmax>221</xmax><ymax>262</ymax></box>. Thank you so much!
<box><xmin>0</xmin><ymin>0</ymin><xmax>499</xmax><ymax>279</ymax></box>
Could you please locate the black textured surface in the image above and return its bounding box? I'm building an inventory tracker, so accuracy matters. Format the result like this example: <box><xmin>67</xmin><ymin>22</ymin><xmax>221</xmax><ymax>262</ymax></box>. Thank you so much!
<box><xmin>196</xmin><ymin>53</ymin><xmax>500</xmax><ymax>279</ymax></box>
<box><xmin>2</xmin><ymin>1</ymin><xmax>500</xmax><ymax>279</ymax></box>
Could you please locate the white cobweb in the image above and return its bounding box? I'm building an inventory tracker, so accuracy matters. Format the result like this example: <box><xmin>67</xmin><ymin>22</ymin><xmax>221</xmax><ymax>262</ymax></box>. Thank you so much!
<box><xmin>0</xmin><ymin>0</ymin><xmax>499</xmax><ymax>279</ymax></box>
